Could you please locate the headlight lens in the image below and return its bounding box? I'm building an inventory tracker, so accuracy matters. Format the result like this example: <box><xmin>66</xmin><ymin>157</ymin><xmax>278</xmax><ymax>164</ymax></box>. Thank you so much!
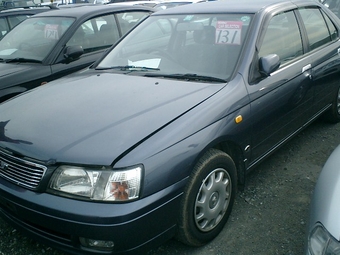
<box><xmin>308</xmin><ymin>223</ymin><xmax>340</xmax><ymax>255</ymax></box>
<box><xmin>49</xmin><ymin>165</ymin><xmax>142</xmax><ymax>201</ymax></box>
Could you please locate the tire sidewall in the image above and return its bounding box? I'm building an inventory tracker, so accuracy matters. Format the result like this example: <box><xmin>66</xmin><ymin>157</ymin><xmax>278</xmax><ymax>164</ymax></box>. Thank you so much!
<box><xmin>177</xmin><ymin>149</ymin><xmax>237</xmax><ymax>246</ymax></box>
<box><xmin>325</xmin><ymin>85</ymin><xmax>340</xmax><ymax>123</ymax></box>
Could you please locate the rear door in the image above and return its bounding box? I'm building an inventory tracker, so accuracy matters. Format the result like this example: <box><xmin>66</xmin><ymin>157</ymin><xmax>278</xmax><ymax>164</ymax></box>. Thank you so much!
<box><xmin>297</xmin><ymin>7</ymin><xmax>340</xmax><ymax>115</ymax></box>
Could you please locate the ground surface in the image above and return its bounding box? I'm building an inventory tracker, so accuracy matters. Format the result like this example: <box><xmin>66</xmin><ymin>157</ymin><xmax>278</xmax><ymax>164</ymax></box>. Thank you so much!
<box><xmin>0</xmin><ymin>118</ymin><xmax>339</xmax><ymax>255</ymax></box>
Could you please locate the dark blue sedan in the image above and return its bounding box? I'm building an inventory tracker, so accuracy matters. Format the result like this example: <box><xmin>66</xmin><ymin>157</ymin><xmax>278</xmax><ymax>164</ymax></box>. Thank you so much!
<box><xmin>0</xmin><ymin>5</ymin><xmax>55</xmax><ymax>39</ymax></box>
<box><xmin>0</xmin><ymin>4</ymin><xmax>152</xmax><ymax>102</ymax></box>
<box><xmin>0</xmin><ymin>0</ymin><xmax>340</xmax><ymax>254</ymax></box>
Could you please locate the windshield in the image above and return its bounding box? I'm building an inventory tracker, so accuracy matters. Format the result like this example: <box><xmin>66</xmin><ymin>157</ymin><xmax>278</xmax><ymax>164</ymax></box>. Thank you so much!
<box><xmin>0</xmin><ymin>16</ymin><xmax>75</xmax><ymax>62</ymax></box>
<box><xmin>97</xmin><ymin>13</ymin><xmax>252</xmax><ymax>81</ymax></box>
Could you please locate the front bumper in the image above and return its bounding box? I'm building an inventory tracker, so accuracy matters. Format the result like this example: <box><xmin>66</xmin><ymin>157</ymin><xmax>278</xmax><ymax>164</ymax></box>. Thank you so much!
<box><xmin>0</xmin><ymin>177</ymin><xmax>185</xmax><ymax>254</ymax></box>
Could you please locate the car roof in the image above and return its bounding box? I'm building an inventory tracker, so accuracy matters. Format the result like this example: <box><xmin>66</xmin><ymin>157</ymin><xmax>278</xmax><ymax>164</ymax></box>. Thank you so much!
<box><xmin>0</xmin><ymin>5</ymin><xmax>56</xmax><ymax>15</ymax></box>
<box><xmin>152</xmin><ymin>0</ymin><xmax>321</xmax><ymax>15</ymax></box>
<box><xmin>31</xmin><ymin>3</ymin><xmax>153</xmax><ymax>18</ymax></box>
<box><xmin>109</xmin><ymin>0</ymin><xmax>161</xmax><ymax>5</ymax></box>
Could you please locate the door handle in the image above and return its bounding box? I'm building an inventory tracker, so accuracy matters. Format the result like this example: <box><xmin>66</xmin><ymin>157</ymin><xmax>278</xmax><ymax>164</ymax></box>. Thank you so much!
<box><xmin>302</xmin><ymin>64</ymin><xmax>312</xmax><ymax>80</ymax></box>
<box><xmin>302</xmin><ymin>64</ymin><xmax>311</xmax><ymax>73</ymax></box>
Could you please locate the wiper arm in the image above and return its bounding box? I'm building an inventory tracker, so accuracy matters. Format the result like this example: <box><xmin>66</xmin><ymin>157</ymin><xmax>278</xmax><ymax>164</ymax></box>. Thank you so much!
<box><xmin>145</xmin><ymin>73</ymin><xmax>227</xmax><ymax>83</ymax></box>
<box><xmin>5</xmin><ymin>58</ymin><xmax>42</xmax><ymax>63</ymax></box>
<box><xmin>96</xmin><ymin>65</ymin><xmax>160</xmax><ymax>71</ymax></box>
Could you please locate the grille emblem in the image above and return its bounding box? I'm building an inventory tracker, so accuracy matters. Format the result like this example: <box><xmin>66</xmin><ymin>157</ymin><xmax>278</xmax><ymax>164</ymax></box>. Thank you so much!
<box><xmin>0</xmin><ymin>160</ymin><xmax>9</xmax><ymax>170</ymax></box>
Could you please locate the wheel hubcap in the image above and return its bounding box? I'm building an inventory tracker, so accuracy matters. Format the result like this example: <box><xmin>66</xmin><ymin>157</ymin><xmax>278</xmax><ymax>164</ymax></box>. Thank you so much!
<box><xmin>194</xmin><ymin>168</ymin><xmax>232</xmax><ymax>232</ymax></box>
<box><xmin>209</xmin><ymin>192</ymin><xmax>219</xmax><ymax>209</ymax></box>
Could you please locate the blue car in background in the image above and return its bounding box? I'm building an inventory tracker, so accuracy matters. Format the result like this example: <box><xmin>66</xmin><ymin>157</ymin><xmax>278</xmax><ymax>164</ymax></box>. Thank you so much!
<box><xmin>0</xmin><ymin>4</ymin><xmax>152</xmax><ymax>102</ymax></box>
<box><xmin>0</xmin><ymin>4</ymin><xmax>55</xmax><ymax>39</ymax></box>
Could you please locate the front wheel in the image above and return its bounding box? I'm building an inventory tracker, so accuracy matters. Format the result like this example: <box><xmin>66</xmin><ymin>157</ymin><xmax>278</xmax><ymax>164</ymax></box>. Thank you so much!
<box><xmin>176</xmin><ymin>148</ymin><xmax>237</xmax><ymax>246</ymax></box>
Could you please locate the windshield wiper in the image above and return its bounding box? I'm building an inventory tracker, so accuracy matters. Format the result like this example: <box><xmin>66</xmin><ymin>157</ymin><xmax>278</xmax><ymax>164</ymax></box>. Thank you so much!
<box><xmin>96</xmin><ymin>65</ymin><xmax>160</xmax><ymax>71</ymax></box>
<box><xmin>5</xmin><ymin>58</ymin><xmax>42</xmax><ymax>63</ymax></box>
<box><xmin>144</xmin><ymin>73</ymin><xmax>227</xmax><ymax>83</ymax></box>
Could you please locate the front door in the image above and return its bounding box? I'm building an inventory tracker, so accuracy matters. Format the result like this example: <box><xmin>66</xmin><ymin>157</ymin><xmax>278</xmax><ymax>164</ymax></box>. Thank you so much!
<box><xmin>248</xmin><ymin>10</ymin><xmax>314</xmax><ymax>163</ymax></box>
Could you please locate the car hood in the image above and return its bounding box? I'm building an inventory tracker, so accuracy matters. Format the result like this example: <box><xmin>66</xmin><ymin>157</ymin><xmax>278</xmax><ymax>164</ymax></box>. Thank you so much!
<box><xmin>0</xmin><ymin>72</ymin><xmax>224</xmax><ymax>165</ymax></box>
<box><xmin>0</xmin><ymin>63</ymin><xmax>36</xmax><ymax>91</ymax></box>
<box><xmin>0</xmin><ymin>63</ymin><xmax>31</xmax><ymax>78</ymax></box>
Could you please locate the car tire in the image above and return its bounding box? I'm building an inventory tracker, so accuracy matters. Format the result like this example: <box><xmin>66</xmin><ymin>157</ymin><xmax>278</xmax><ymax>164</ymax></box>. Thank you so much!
<box><xmin>324</xmin><ymin>85</ymin><xmax>340</xmax><ymax>123</ymax></box>
<box><xmin>176</xmin><ymin>148</ymin><xmax>237</xmax><ymax>246</ymax></box>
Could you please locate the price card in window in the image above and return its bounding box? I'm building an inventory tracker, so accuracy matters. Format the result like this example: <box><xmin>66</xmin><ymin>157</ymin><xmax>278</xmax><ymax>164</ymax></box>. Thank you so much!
<box><xmin>44</xmin><ymin>24</ymin><xmax>59</xmax><ymax>40</ymax></box>
<box><xmin>216</xmin><ymin>21</ymin><xmax>243</xmax><ymax>45</ymax></box>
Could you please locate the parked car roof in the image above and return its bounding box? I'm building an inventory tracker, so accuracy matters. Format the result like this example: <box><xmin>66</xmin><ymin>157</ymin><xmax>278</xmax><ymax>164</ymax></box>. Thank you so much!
<box><xmin>33</xmin><ymin>3</ymin><xmax>152</xmax><ymax>17</ymax></box>
<box><xmin>153</xmin><ymin>0</ymin><xmax>203</xmax><ymax>11</ymax></box>
<box><xmin>109</xmin><ymin>0</ymin><xmax>161</xmax><ymax>7</ymax></box>
<box><xmin>0</xmin><ymin>5</ymin><xmax>55</xmax><ymax>11</ymax></box>
<box><xmin>153</xmin><ymin>0</ymin><xmax>322</xmax><ymax>14</ymax></box>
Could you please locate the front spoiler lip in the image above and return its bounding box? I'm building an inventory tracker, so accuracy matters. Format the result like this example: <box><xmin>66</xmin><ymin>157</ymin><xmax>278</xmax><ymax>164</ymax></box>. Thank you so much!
<box><xmin>0</xmin><ymin>177</ymin><xmax>186</xmax><ymax>254</ymax></box>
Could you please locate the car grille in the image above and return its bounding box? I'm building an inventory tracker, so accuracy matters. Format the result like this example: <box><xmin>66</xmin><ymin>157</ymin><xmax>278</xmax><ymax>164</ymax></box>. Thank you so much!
<box><xmin>0</xmin><ymin>151</ymin><xmax>47</xmax><ymax>190</ymax></box>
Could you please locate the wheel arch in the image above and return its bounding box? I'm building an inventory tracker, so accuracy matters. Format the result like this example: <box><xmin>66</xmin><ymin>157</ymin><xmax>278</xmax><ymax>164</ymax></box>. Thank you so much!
<box><xmin>198</xmin><ymin>140</ymin><xmax>247</xmax><ymax>191</ymax></box>
<box><xmin>214</xmin><ymin>141</ymin><xmax>246</xmax><ymax>190</ymax></box>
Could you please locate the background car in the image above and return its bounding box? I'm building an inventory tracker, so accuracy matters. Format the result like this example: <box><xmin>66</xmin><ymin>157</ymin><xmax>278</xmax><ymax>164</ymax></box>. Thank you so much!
<box><xmin>306</xmin><ymin>145</ymin><xmax>340</xmax><ymax>255</ymax></box>
<box><xmin>0</xmin><ymin>0</ymin><xmax>340</xmax><ymax>254</ymax></box>
<box><xmin>153</xmin><ymin>0</ymin><xmax>206</xmax><ymax>11</ymax></box>
<box><xmin>0</xmin><ymin>5</ymin><xmax>55</xmax><ymax>39</ymax></box>
<box><xmin>0</xmin><ymin>4</ymin><xmax>153</xmax><ymax>102</ymax></box>
<box><xmin>322</xmin><ymin>0</ymin><xmax>340</xmax><ymax>17</ymax></box>
<box><xmin>109</xmin><ymin>0</ymin><xmax>161</xmax><ymax>8</ymax></box>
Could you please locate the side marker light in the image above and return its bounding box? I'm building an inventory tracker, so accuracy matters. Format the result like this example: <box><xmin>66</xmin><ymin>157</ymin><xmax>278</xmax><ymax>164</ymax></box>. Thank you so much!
<box><xmin>235</xmin><ymin>115</ymin><xmax>243</xmax><ymax>124</ymax></box>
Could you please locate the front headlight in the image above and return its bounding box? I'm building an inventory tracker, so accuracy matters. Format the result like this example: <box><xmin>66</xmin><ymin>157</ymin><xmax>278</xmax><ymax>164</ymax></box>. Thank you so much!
<box><xmin>308</xmin><ymin>223</ymin><xmax>340</xmax><ymax>255</ymax></box>
<box><xmin>49</xmin><ymin>165</ymin><xmax>142</xmax><ymax>201</ymax></box>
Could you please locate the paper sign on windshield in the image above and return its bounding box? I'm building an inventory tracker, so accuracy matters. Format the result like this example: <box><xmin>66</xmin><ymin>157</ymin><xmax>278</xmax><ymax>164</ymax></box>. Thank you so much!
<box><xmin>216</xmin><ymin>21</ymin><xmax>243</xmax><ymax>45</ymax></box>
<box><xmin>44</xmin><ymin>25</ymin><xmax>59</xmax><ymax>40</ymax></box>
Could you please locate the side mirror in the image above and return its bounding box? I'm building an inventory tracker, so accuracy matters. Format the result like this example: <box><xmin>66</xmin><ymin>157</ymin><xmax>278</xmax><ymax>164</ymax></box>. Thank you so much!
<box><xmin>64</xmin><ymin>45</ymin><xmax>84</xmax><ymax>60</ymax></box>
<box><xmin>259</xmin><ymin>54</ymin><xmax>280</xmax><ymax>77</ymax></box>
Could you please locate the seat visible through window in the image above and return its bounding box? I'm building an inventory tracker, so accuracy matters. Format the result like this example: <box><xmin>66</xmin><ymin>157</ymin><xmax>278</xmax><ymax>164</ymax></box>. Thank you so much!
<box><xmin>178</xmin><ymin>26</ymin><xmax>227</xmax><ymax>75</ymax></box>
<box><xmin>99</xmin><ymin>24</ymin><xmax>119</xmax><ymax>46</ymax></box>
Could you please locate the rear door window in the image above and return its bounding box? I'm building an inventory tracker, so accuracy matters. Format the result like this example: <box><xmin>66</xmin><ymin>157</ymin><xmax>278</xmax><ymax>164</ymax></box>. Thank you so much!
<box><xmin>66</xmin><ymin>11</ymin><xmax>150</xmax><ymax>54</ymax></box>
<box><xmin>67</xmin><ymin>14</ymin><xmax>119</xmax><ymax>53</ymax></box>
<box><xmin>298</xmin><ymin>7</ymin><xmax>337</xmax><ymax>51</ymax></box>
<box><xmin>116</xmin><ymin>11</ymin><xmax>150</xmax><ymax>35</ymax></box>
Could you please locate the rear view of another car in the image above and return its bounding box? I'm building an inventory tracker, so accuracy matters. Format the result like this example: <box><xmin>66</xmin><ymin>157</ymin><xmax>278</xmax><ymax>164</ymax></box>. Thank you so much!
<box><xmin>306</xmin><ymin>145</ymin><xmax>340</xmax><ymax>255</ymax></box>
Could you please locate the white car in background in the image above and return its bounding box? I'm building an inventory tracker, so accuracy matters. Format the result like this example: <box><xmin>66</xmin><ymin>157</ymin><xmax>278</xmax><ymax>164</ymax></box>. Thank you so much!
<box><xmin>306</xmin><ymin>145</ymin><xmax>340</xmax><ymax>254</ymax></box>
